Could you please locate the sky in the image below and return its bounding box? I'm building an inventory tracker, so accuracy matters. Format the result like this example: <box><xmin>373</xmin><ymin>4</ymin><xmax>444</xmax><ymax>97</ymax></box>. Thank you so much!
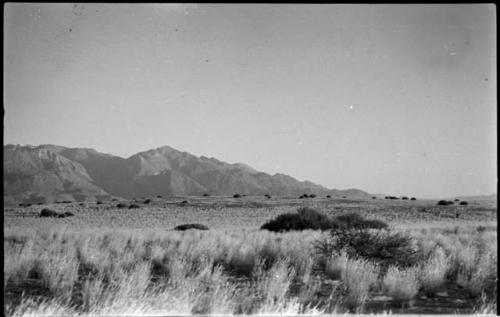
<box><xmin>4</xmin><ymin>4</ymin><xmax>496</xmax><ymax>198</ymax></box>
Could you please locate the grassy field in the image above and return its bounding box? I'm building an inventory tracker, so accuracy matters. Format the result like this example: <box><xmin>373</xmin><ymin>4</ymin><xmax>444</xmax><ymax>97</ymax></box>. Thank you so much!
<box><xmin>4</xmin><ymin>196</ymin><xmax>497</xmax><ymax>315</ymax></box>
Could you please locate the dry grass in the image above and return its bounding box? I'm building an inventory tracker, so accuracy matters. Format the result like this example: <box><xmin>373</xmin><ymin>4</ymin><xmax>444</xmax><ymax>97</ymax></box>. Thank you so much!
<box><xmin>382</xmin><ymin>266</ymin><xmax>420</xmax><ymax>304</ymax></box>
<box><xmin>3</xmin><ymin>197</ymin><xmax>497</xmax><ymax>315</ymax></box>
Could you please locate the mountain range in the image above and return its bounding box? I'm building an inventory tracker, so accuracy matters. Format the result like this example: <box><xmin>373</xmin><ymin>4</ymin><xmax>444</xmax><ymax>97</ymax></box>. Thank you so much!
<box><xmin>4</xmin><ymin>144</ymin><xmax>371</xmax><ymax>205</ymax></box>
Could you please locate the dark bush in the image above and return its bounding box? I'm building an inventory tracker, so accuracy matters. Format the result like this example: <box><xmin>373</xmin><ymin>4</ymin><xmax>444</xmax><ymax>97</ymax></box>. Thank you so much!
<box><xmin>233</xmin><ymin>194</ymin><xmax>241</xmax><ymax>198</ymax></box>
<box><xmin>181</xmin><ymin>200</ymin><xmax>188</xmax><ymax>204</ymax></box>
<box><xmin>410</xmin><ymin>197</ymin><xmax>416</xmax><ymax>201</ymax></box>
<box><xmin>156</xmin><ymin>195</ymin><xmax>162</xmax><ymax>198</ymax></box>
<box><xmin>333</xmin><ymin>212</ymin><xmax>388</xmax><ymax>230</ymax></box>
<box><xmin>116</xmin><ymin>203</ymin><xmax>128</xmax><ymax>209</ymax></box>
<box><xmin>401</xmin><ymin>196</ymin><xmax>408</xmax><ymax>200</ymax></box>
<box><xmin>342</xmin><ymin>196</ymin><xmax>346</xmax><ymax>198</ymax></box>
<box><xmin>111</xmin><ymin>198</ymin><xmax>118</xmax><ymax>201</ymax></box>
<box><xmin>459</xmin><ymin>201</ymin><xmax>468</xmax><ymax>205</ymax></box>
<box><xmin>63</xmin><ymin>211</ymin><xmax>74</xmax><ymax>217</ymax></box>
<box><xmin>174</xmin><ymin>223</ymin><xmax>209</xmax><ymax>231</ymax></box>
<box><xmin>264</xmin><ymin>194</ymin><xmax>271</xmax><ymax>199</ymax></box>
<box><xmin>40</xmin><ymin>208</ymin><xmax>58</xmax><ymax>217</ymax></box>
<box><xmin>260</xmin><ymin>208</ymin><xmax>388</xmax><ymax>233</ymax></box>
<box><xmin>309</xmin><ymin>194</ymin><xmax>317</xmax><ymax>198</ymax></box>
<box><xmin>316</xmin><ymin>228</ymin><xmax>423</xmax><ymax>269</ymax></box>
<box><xmin>372</xmin><ymin>196</ymin><xmax>377</xmax><ymax>199</ymax></box>
<box><xmin>96</xmin><ymin>201</ymin><xmax>103</xmax><ymax>205</ymax></box>
<box><xmin>129</xmin><ymin>204</ymin><xmax>140</xmax><ymax>209</ymax></box>
<box><xmin>437</xmin><ymin>200</ymin><xmax>453</xmax><ymax>206</ymax></box>
<box><xmin>326</xmin><ymin>195</ymin><xmax>331</xmax><ymax>198</ymax></box>
<box><xmin>203</xmin><ymin>193</ymin><xmax>209</xmax><ymax>197</ymax></box>
<box><xmin>143</xmin><ymin>199</ymin><xmax>151</xmax><ymax>204</ymax></box>
<box><xmin>261</xmin><ymin>208</ymin><xmax>335</xmax><ymax>232</ymax></box>
<box><xmin>454</xmin><ymin>199</ymin><xmax>460</xmax><ymax>202</ymax></box>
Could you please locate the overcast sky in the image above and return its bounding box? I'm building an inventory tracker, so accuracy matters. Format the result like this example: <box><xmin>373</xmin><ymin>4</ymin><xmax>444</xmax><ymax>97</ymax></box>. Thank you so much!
<box><xmin>4</xmin><ymin>4</ymin><xmax>496</xmax><ymax>198</ymax></box>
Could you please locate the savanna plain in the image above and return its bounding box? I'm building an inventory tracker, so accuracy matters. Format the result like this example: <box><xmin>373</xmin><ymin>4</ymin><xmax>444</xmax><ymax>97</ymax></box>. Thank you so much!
<box><xmin>4</xmin><ymin>196</ymin><xmax>497</xmax><ymax>316</ymax></box>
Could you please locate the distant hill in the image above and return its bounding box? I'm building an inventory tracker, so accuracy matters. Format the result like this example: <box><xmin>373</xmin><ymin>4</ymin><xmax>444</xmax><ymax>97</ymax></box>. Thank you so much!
<box><xmin>3</xmin><ymin>144</ymin><xmax>372</xmax><ymax>204</ymax></box>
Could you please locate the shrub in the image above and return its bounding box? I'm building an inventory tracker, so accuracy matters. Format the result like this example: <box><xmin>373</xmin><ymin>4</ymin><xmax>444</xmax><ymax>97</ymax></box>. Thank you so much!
<box><xmin>342</xmin><ymin>196</ymin><xmax>346</xmax><ymax>198</ymax></box>
<box><xmin>96</xmin><ymin>201</ymin><xmax>103</xmax><ymax>205</ymax></box>
<box><xmin>63</xmin><ymin>212</ymin><xmax>74</xmax><ymax>217</ymax></box>
<box><xmin>437</xmin><ymin>200</ymin><xmax>453</xmax><ymax>206</ymax></box>
<box><xmin>116</xmin><ymin>203</ymin><xmax>127</xmax><ymax>209</ymax></box>
<box><xmin>333</xmin><ymin>213</ymin><xmax>388</xmax><ymax>230</ymax></box>
<box><xmin>156</xmin><ymin>195</ymin><xmax>162</xmax><ymax>198</ymax></box>
<box><xmin>39</xmin><ymin>208</ymin><xmax>58</xmax><ymax>217</ymax></box>
<box><xmin>203</xmin><ymin>193</ymin><xmax>209</xmax><ymax>197</ymax></box>
<box><xmin>174</xmin><ymin>223</ymin><xmax>209</xmax><ymax>231</ymax></box>
<box><xmin>459</xmin><ymin>201</ymin><xmax>468</xmax><ymax>205</ymax></box>
<box><xmin>326</xmin><ymin>195</ymin><xmax>331</xmax><ymax>198</ymax></box>
<box><xmin>372</xmin><ymin>196</ymin><xmax>377</xmax><ymax>199</ymax></box>
<box><xmin>264</xmin><ymin>194</ymin><xmax>271</xmax><ymax>199</ymax></box>
<box><xmin>401</xmin><ymin>196</ymin><xmax>408</xmax><ymax>200</ymax></box>
<box><xmin>410</xmin><ymin>197</ymin><xmax>416</xmax><ymax>201</ymax></box>
<box><xmin>181</xmin><ymin>200</ymin><xmax>188</xmax><ymax>204</ymax></box>
<box><xmin>309</xmin><ymin>194</ymin><xmax>317</xmax><ymax>198</ymax></box>
<box><xmin>128</xmin><ymin>204</ymin><xmax>140</xmax><ymax>209</ymax></box>
<box><xmin>143</xmin><ymin>199</ymin><xmax>151</xmax><ymax>204</ymax></box>
<box><xmin>261</xmin><ymin>208</ymin><xmax>335</xmax><ymax>232</ymax></box>
<box><xmin>233</xmin><ymin>194</ymin><xmax>242</xmax><ymax>198</ymax></box>
<box><xmin>261</xmin><ymin>210</ymin><xmax>388</xmax><ymax>233</ymax></box>
<box><xmin>319</xmin><ymin>228</ymin><xmax>423</xmax><ymax>269</ymax></box>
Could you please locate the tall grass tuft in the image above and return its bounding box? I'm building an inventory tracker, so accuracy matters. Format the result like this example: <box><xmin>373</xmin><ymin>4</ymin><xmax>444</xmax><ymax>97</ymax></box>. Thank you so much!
<box><xmin>383</xmin><ymin>266</ymin><xmax>420</xmax><ymax>305</ymax></box>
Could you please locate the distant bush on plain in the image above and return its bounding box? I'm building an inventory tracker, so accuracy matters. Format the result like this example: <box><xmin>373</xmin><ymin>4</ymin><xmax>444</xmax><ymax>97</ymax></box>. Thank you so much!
<box><xmin>233</xmin><ymin>194</ymin><xmax>242</xmax><ymax>198</ymax></box>
<box><xmin>129</xmin><ymin>204</ymin><xmax>140</xmax><ymax>209</ymax></box>
<box><xmin>116</xmin><ymin>203</ymin><xmax>128</xmax><ymax>209</ymax></box>
<box><xmin>437</xmin><ymin>200</ymin><xmax>454</xmax><ymax>206</ymax></box>
<box><xmin>459</xmin><ymin>201</ymin><xmax>469</xmax><ymax>205</ymax></box>
<box><xmin>410</xmin><ymin>197</ymin><xmax>416</xmax><ymax>201</ymax></box>
<box><xmin>143</xmin><ymin>199</ymin><xmax>151</xmax><ymax>204</ymax></box>
<box><xmin>174</xmin><ymin>223</ymin><xmax>209</xmax><ymax>231</ymax></box>
<box><xmin>39</xmin><ymin>208</ymin><xmax>58</xmax><ymax>217</ymax></box>
<box><xmin>260</xmin><ymin>208</ymin><xmax>388</xmax><ymax>232</ymax></box>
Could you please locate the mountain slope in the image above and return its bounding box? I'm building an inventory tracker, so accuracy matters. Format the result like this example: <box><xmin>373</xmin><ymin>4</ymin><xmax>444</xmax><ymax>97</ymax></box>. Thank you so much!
<box><xmin>4</xmin><ymin>144</ymin><xmax>372</xmax><ymax>204</ymax></box>
<box><xmin>4</xmin><ymin>145</ymin><xmax>110</xmax><ymax>204</ymax></box>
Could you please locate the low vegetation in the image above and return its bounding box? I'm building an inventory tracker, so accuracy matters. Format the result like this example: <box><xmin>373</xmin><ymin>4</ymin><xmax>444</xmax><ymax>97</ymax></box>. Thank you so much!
<box><xmin>174</xmin><ymin>223</ymin><xmax>209</xmax><ymax>231</ymax></box>
<box><xmin>3</xmin><ymin>196</ymin><xmax>497</xmax><ymax>315</ymax></box>
<box><xmin>261</xmin><ymin>208</ymin><xmax>388</xmax><ymax>233</ymax></box>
